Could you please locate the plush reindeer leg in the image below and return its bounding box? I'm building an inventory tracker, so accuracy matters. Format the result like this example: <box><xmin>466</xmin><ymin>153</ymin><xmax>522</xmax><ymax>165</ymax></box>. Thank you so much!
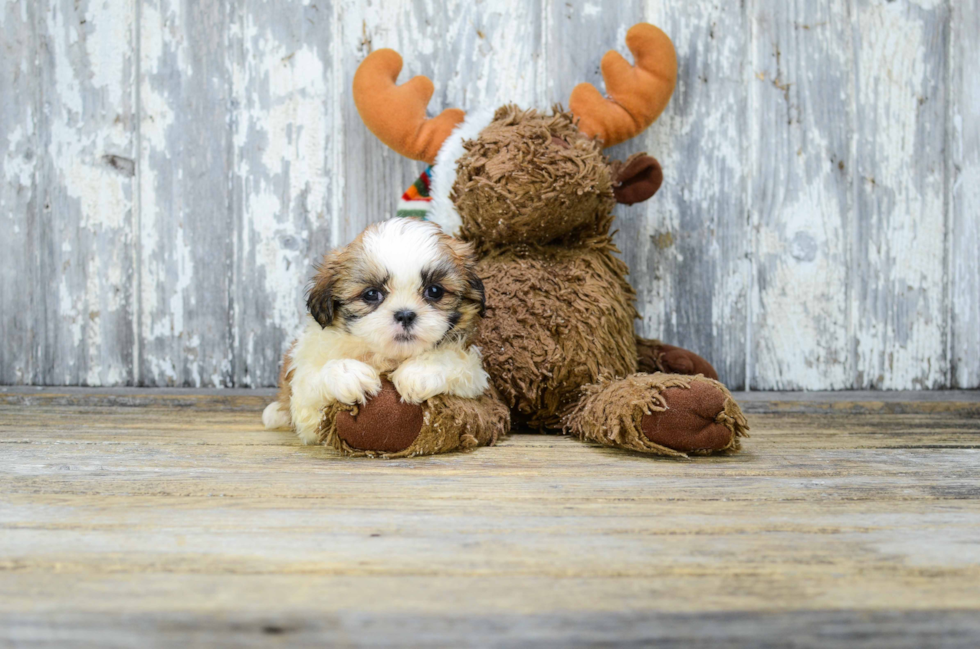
<box><xmin>564</xmin><ymin>373</ymin><xmax>748</xmax><ymax>457</ymax></box>
<box><xmin>635</xmin><ymin>336</ymin><xmax>719</xmax><ymax>380</ymax></box>
<box><xmin>316</xmin><ymin>379</ymin><xmax>509</xmax><ymax>458</ymax></box>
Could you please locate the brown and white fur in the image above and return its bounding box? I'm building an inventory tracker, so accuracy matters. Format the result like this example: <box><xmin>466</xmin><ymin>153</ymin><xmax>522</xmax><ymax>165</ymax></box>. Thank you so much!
<box><xmin>262</xmin><ymin>218</ymin><xmax>489</xmax><ymax>444</ymax></box>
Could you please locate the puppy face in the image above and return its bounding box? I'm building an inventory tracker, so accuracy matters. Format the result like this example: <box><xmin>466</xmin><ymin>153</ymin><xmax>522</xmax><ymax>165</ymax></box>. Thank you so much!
<box><xmin>307</xmin><ymin>218</ymin><xmax>485</xmax><ymax>360</ymax></box>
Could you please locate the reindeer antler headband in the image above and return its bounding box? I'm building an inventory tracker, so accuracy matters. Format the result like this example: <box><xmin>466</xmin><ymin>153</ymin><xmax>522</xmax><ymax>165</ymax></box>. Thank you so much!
<box><xmin>568</xmin><ymin>24</ymin><xmax>678</xmax><ymax>148</ymax></box>
<box><xmin>352</xmin><ymin>23</ymin><xmax>678</xmax><ymax>163</ymax></box>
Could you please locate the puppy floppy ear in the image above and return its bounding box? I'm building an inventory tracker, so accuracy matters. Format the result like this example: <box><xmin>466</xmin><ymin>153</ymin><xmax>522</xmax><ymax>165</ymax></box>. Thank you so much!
<box><xmin>307</xmin><ymin>257</ymin><xmax>340</xmax><ymax>328</ymax></box>
<box><xmin>446</xmin><ymin>237</ymin><xmax>487</xmax><ymax>318</ymax></box>
<box><xmin>465</xmin><ymin>272</ymin><xmax>487</xmax><ymax>318</ymax></box>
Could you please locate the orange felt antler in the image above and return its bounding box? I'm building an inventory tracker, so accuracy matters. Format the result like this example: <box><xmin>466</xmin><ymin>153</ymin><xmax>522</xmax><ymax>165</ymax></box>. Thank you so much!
<box><xmin>352</xmin><ymin>49</ymin><xmax>466</xmax><ymax>164</ymax></box>
<box><xmin>569</xmin><ymin>23</ymin><xmax>677</xmax><ymax>148</ymax></box>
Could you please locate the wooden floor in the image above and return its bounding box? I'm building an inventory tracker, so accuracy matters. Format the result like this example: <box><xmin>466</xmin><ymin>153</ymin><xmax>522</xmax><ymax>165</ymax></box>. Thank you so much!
<box><xmin>1</xmin><ymin>388</ymin><xmax>979</xmax><ymax>648</ymax></box>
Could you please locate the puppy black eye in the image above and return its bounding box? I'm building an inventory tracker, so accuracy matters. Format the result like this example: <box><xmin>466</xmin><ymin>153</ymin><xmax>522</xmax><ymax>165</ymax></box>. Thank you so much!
<box><xmin>362</xmin><ymin>288</ymin><xmax>383</xmax><ymax>303</ymax></box>
<box><xmin>424</xmin><ymin>285</ymin><xmax>444</xmax><ymax>301</ymax></box>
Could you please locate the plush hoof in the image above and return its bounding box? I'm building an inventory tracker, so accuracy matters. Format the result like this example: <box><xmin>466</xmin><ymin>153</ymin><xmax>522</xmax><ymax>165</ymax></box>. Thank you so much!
<box><xmin>335</xmin><ymin>380</ymin><xmax>423</xmax><ymax>453</ymax></box>
<box><xmin>565</xmin><ymin>373</ymin><xmax>748</xmax><ymax>457</ymax></box>
<box><xmin>657</xmin><ymin>345</ymin><xmax>719</xmax><ymax>380</ymax></box>
<box><xmin>319</xmin><ymin>381</ymin><xmax>510</xmax><ymax>458</ymax></box>
<box><xmin>636</xmin><ymin>337</ymin><xmax>719</xmax><ymax>380</ymax></box>
<box><xmin>640</xmin><ymin>381</ymin><xmax>734</xmax><ymax>453</ymax></box>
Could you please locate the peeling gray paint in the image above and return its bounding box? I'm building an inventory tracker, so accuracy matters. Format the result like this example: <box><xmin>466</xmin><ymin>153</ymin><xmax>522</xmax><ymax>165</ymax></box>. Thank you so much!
<box><xmin>638</xmin><ymin>0</ymin><xmax>751</xmax><ymax>389</ymax></box>
<box><xmin>34</xmin><ymin>0</ymin><xmax>137</xmax><ymax>386</ymax></box>
<box><xmin>950</xmin><ymin>0</ymin><xmax>980</xmax><ymax>389</ymax></box>
<box><xmin>0</xmin><ymin>0</ymin><xmax>975</xmax><ymax>390</ymax></box>
<box><xmin>0</xmin><ymin>0</ymin><xmax>37</xmax><ymax>385</ymax></box>
<box><xmin>749</xmin><ymin>0</ymin><xmax>853</xmax><ymax>390</ymax></box>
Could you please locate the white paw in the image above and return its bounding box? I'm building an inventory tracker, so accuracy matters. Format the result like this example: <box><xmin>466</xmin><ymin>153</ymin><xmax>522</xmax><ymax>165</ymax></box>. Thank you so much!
<box><xmin>390</xmin><ymin>362</ymin><xmax>450</xmax><ymax>404</ymax></box>
<box><xmin>320</xmin><ymin>359</ymin><xmax>382</xmax><ymax>405</ymax></box>
<box><xmin>453</xmin><ymin>366</ymin><xmax>490</xmax><ymax>399</ymax></box>
<box><xmin>294</xmin><ymin>424</ymin><xmax>320</xmax><ymax>446</ymax></box>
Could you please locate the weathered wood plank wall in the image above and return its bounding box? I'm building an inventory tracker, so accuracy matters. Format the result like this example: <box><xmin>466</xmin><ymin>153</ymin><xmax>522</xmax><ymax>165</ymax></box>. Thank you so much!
<box><xmin>950</xmin><ymin>0</ymin><xmax>980</xmax><ymax>390</ymax></box>
<box><xmin>1</xmin><ymin>0</ymin><xmax>976</xmax><ymax>390</ymax></box>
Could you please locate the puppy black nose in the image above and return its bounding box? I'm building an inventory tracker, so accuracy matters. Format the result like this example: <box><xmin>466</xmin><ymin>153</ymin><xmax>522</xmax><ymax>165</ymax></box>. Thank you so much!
<box><xmin>393</xmin><ymin>310</ymin><xmax>417</xmax><ymax>328</ymax></box>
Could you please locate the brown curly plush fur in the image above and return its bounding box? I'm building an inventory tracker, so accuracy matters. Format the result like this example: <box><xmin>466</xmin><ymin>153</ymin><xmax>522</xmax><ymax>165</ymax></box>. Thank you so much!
<box><xmin>451</xmin><ymin>107</ymin><xmax>748</xmax><ymax>455</ymax></box>
<box><xmin>473</xmin><ymin>242</ymin><xmax>637</xmax><ymax>429</ymax></box>
<box><xmin>454</xmin><ymin>107</ymin><xmax>616</xmax><ymax>251</ymax></box>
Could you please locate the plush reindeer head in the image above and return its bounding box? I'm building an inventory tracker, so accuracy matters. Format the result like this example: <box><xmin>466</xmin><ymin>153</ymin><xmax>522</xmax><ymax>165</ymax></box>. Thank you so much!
<box><xmin>353</xmin><ymin>23</ymin><xmax>677</xmax><ymax>247</ymax></box>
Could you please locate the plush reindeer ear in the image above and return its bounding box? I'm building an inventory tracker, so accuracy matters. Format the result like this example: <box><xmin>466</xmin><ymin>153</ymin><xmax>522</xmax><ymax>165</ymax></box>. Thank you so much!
<box><xmin>306</xmin><ymin>259</ymin><xmax>339</xmax><ymax>328</ymax></box>
<box><xmin>611</xmin><ymin>153</ymin><xmax>663</xmax><ymax>205</ymax></box>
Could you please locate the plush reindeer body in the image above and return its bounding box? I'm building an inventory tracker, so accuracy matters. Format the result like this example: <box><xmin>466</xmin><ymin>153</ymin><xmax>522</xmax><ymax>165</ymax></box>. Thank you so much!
<box><xmin>475</xmin><ymin>244</ymin><xmax>638</xmax><ymax>429</ymax></box>
<box><xmin>444</xmin><ymin>107</ymin><xmax>637</xmax><ymax>428</ymax></box>
<box><xmin>322</xmin><ymin>24</ymin><xmax>749</xmax><ymax>457</ymax></box>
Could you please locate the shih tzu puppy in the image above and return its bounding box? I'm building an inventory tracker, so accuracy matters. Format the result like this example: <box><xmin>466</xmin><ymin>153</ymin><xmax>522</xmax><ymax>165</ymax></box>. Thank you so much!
<box><xmin>262</xmin><ymin>218</ymin><xmax>490</xmax><ymax>444</ymax></box>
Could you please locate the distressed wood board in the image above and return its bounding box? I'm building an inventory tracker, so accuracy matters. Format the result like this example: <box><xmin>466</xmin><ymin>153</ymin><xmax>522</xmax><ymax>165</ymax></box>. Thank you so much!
<box><xmin>1</xmin><ymin>0</ymin><xmax>977</xmax><ymax>391</ymax></box>
<box><xmin>949</xmin><ymin>0</ymin><xmax>980</xmax><ymax>389</ymax></box>
<box><xmin>1</xmin><ymin>390</ymin><xmax>979</xmax><ymax>646</ymax></box>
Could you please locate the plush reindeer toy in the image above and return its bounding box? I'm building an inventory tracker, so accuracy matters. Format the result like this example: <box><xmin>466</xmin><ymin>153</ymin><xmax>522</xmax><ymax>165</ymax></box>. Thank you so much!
<box><xmin>322</xmin><ymin>23</ymin><xmax>748</xmax><ymax>457</ymax></box>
